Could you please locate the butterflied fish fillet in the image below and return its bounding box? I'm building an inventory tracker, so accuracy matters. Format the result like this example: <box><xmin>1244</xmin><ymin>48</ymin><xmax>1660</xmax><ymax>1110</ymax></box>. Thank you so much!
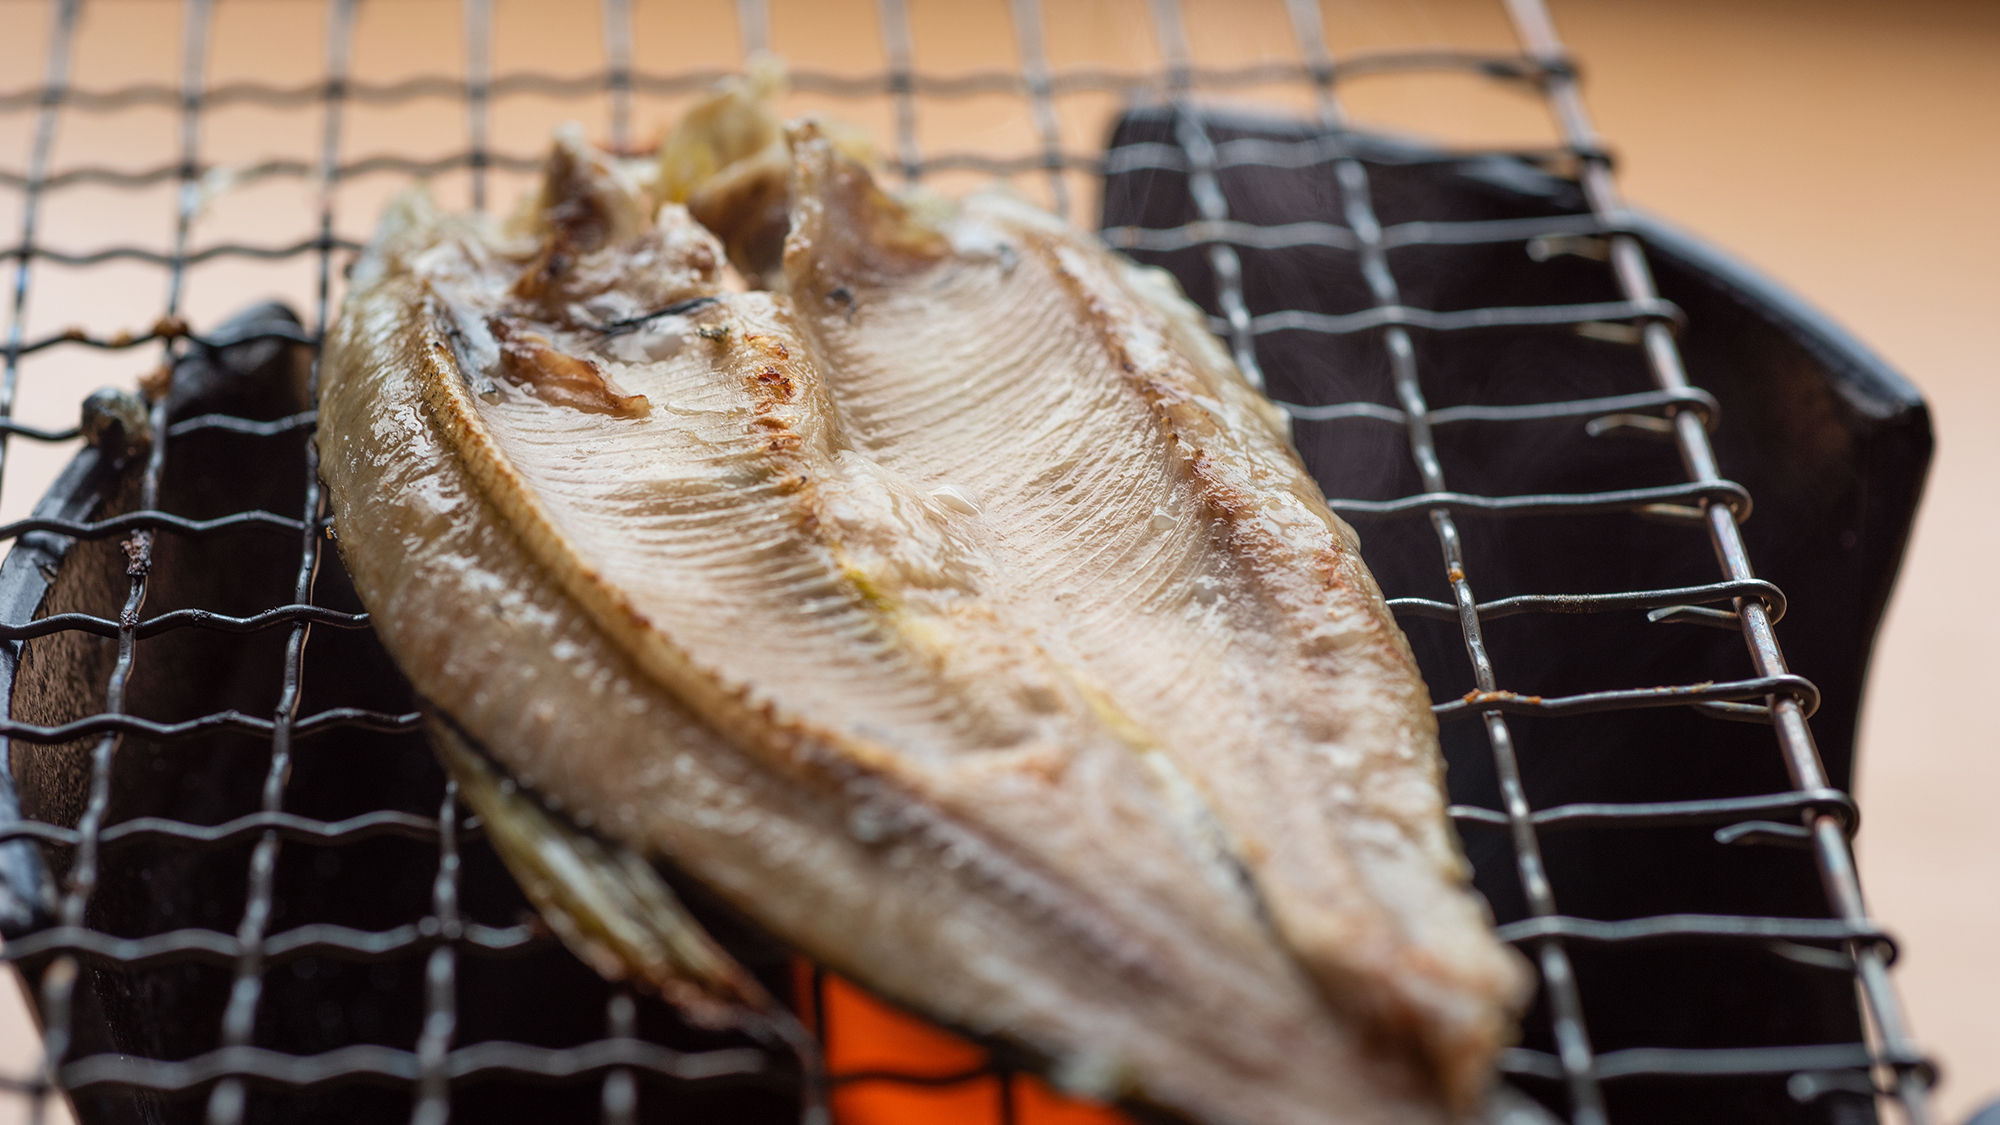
<box><xmin>319</xmin><ymin>124</ymin><xmax>1526</xmax><ymax>1125</ymax></box>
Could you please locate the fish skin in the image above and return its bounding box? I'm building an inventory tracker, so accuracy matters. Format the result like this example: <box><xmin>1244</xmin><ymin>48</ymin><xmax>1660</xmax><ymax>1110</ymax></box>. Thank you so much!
<box><xmin>319</xmin><ymin>135</ymin><xmax>1457</xmax><ymax>1125</ymax></box>
<box><xmin>777</xmin><ymin>127</ymin><xmax>1531</xmax><ymax>1105</ymax></box>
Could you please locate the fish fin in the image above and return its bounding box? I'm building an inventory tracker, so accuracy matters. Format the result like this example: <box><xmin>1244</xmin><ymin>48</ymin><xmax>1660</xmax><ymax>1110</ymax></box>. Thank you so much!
<box><xmin>658</xmin><ymin>53</ymin><xmax>791</xmax><ymax>206</ymax></box>
<box><xmin>426</xmin><ymin>710</ymin><xmax>773</xmax><ymax>1027</ymax></box>
<box><xmin>514</xmin><ymin>125</ymin><xmax>653</xmax><ymax>255</ymax></box>
<box><xmin>427</xmin><ymin>713</ymin><xmax>831</xmax><ymax>1117</ymax></box>
<box><xmin>784</xmin><ymin>122</ymin><xmax>949</xmax><ymax>292</ymax></box>
<box><xmin>657</xmin><ymin>60</ymin><xmax>880</xmax><ymax>287</ymax></box>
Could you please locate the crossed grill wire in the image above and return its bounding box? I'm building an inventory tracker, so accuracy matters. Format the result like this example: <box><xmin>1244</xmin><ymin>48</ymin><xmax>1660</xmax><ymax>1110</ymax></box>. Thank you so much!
<box><xmin>0</xmin><ymin>0</ymin><xmax>1936</xmax><ymax>1122</ymax></box>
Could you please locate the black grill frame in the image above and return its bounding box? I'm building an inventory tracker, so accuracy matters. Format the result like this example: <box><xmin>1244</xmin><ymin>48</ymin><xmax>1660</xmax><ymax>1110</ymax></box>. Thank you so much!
<box><xmin>0</xmin><ymin>1</ymin><xmax>1937</xmax><ymax>1123</ymax></box>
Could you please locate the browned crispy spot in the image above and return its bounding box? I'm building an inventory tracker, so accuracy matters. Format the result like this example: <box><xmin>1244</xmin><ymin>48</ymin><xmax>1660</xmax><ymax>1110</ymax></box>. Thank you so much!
<box><xmin>688</xmin><ymin>158</ymin><xmax>793</xmax><ymax>289</ymax></box>
<box><xmin>489</xmin><ymin>318</ymin><xmax>649</xmax><ymax>418</ymax></box>
<box><xmin>749</xmin><ymin>367</ymin><xmax>796</xmax><ymax>403</ymax></box>
<box><xmin>537</xmin><ymin>139</ymin><xmax>619</xmax><ymax>255</ymax></box>
<box><xmin>509</xmin><ymin>139</ymin><xmax>650</xmax><ymax>309</ymax></box>
<box><xmin>509</xmin><ymin>240</ymin><xmax>572</xmax><ymax>304</ymax></box>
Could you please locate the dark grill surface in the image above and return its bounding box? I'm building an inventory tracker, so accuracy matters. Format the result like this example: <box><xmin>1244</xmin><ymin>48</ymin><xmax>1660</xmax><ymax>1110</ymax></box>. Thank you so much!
<box><xmin>0</xmin><ymin>1</ymin><xmax>1937</xmax><ymax>1124</ymax></box>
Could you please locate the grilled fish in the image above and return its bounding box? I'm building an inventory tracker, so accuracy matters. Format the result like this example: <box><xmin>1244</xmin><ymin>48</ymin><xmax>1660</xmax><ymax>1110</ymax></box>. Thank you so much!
<box><xmin>319</xmin><ymin>119</ymin><xmax>1527</xmax><ymax>1125</ymax></box>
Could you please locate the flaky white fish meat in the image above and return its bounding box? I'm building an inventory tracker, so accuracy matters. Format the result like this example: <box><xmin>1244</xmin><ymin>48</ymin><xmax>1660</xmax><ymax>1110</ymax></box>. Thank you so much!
<box><xmin>318</xmin><ymin>114</ymin><xmax>1528</xmax><ymax>1125</ymax></box>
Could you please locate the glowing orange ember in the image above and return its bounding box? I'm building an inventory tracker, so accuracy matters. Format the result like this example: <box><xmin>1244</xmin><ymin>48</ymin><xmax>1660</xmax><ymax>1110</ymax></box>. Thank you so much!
<box><xmin>796</xmin><ymin>962</ymin><xmax>1135</xmax><ymax>1125</ymax></box>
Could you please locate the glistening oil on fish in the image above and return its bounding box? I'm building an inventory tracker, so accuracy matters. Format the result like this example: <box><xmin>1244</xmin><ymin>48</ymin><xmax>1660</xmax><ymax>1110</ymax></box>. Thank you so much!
<box><xmin>316</xmin><ymin>69</ymin><xmax>1530</xmax><ymax>1125</ymax></box>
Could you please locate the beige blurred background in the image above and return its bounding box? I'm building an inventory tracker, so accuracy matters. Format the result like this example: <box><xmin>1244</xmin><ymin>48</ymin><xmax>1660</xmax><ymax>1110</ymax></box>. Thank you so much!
<box><xmin>0</xmin><ymin>0</ymin><xmax>1991</xmax><ymax>1122</ymax></box>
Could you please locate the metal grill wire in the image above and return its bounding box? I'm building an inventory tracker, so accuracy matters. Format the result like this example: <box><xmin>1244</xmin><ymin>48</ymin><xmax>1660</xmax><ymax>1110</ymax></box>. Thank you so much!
<box><xmin>0</xmin><ymin>1</ymin><xmax>1937</xmax><ymax>1123</ymax></box>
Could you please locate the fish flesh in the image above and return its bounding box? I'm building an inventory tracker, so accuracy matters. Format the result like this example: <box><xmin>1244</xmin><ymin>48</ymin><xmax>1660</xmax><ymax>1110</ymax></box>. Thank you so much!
<box><xmin>318</xmin><ymin>117</ymin><xmax>1527</xmax><ymax>1125</ymax></box>
<box><xmin>321</xmin><ymin>128</ymin><xmax>1527</xmax><ymax>1124</ymax></box>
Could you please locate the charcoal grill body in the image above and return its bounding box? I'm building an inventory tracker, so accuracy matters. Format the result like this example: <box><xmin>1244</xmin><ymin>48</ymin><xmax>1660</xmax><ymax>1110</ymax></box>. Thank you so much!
<box><xmin>1102</xmin><ymin>107</ymin><xmax>1928</xmax><ymax>1125</ymax></box>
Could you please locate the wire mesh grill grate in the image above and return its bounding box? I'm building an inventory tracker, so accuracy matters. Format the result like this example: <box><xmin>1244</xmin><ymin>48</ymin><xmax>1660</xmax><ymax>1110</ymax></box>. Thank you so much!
<box><xmin>0</xmin><ymin>1</ymin><xmax>1935</xmax><ymax>1123</ymax></box>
